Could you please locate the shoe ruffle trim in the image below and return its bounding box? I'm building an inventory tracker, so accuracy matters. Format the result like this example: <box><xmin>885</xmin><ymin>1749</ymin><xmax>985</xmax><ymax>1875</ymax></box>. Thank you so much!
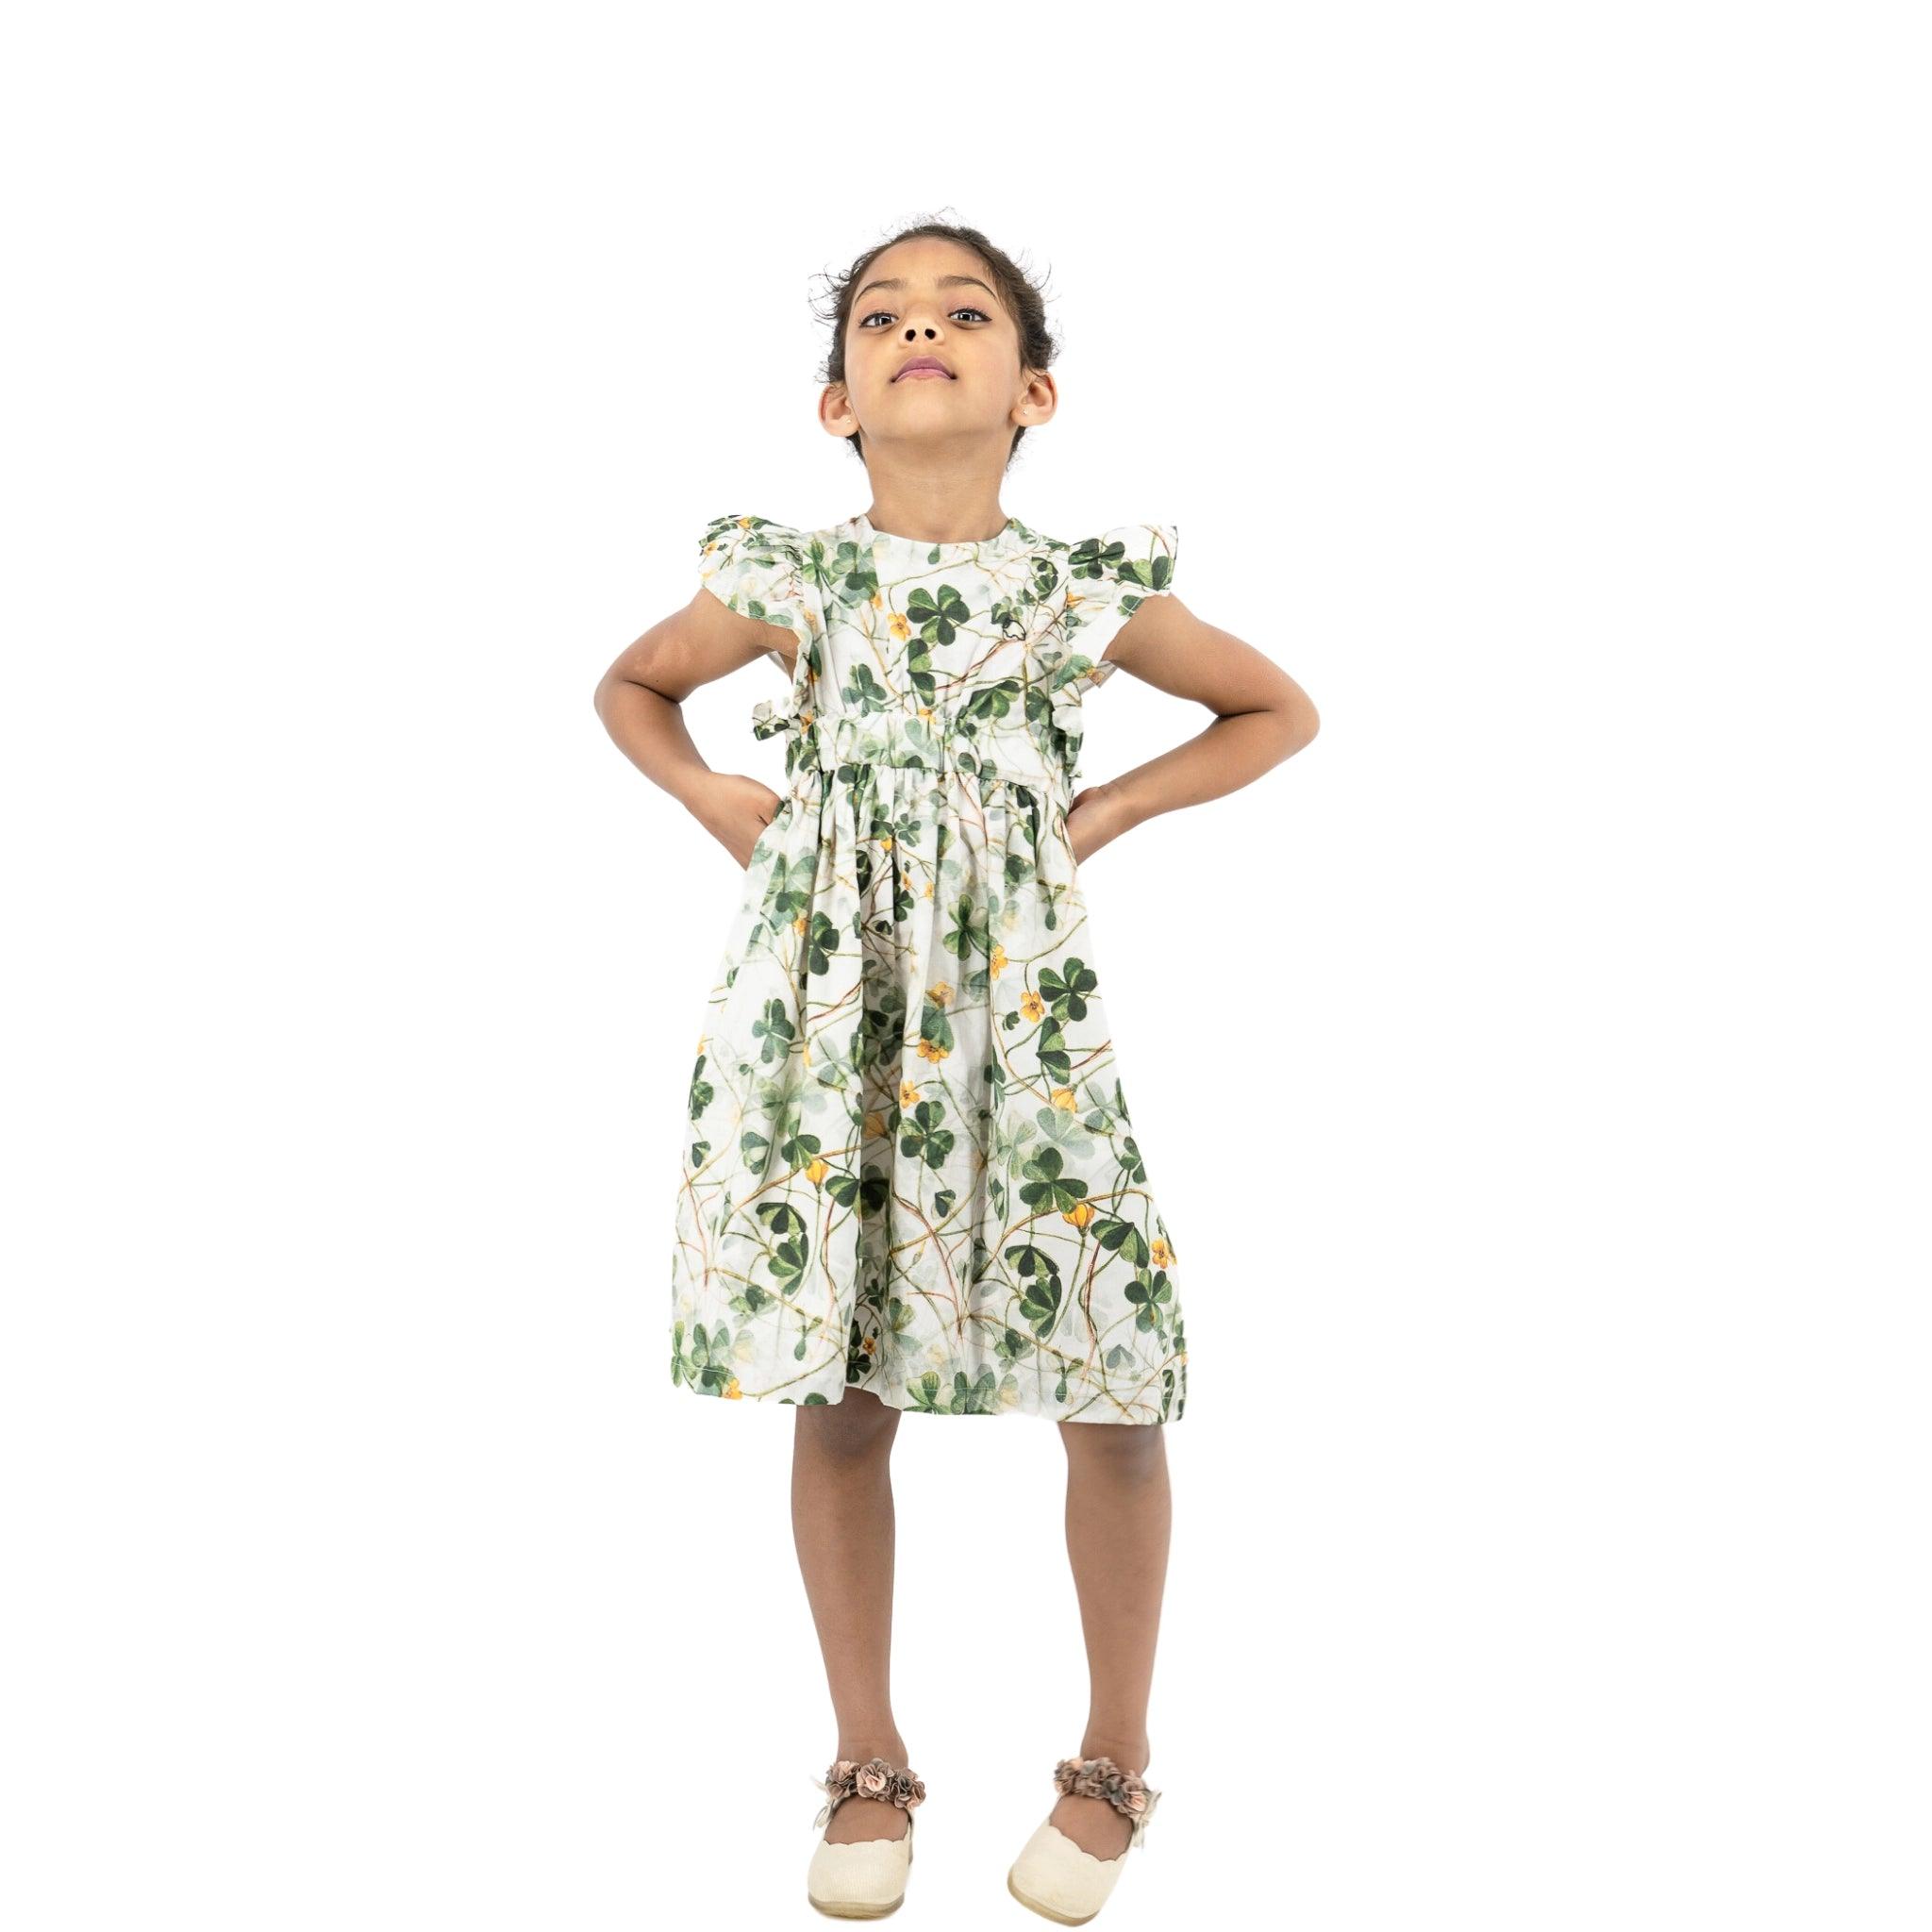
<box><xmin>1051</xmin><ymin>1755</ymin><xmax>1161</xmax><ymax>1845</ymax></box>
<box><xmin>811</xmin><ymin>1755</ymin><xmax>927</xmax><ymax>1829</ymax></box>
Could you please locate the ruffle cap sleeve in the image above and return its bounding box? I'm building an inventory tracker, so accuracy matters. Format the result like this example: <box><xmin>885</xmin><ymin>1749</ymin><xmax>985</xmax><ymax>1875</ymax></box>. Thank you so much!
<box><xmin>696</xmin><ymin>513</ymin><xmax>821</xmax><ymax>656</ymax></box>
<box><xmin>697</xmin><ymin>513</ymin><xmax>824</xmax><ymax>754</ymax></box>
<box><xmin>1046</xmin><ymin>522</ymin><xmax>1180</xmax><ymax>742</ymax></box>
<box><xmin>695</xmin><ymin>512</ymin><xmax>826</xmax><ymax>770</ymax></box>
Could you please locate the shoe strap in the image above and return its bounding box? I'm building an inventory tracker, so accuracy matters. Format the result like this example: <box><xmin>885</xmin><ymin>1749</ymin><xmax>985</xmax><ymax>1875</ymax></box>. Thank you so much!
<box><xmin>1053</xmin><ymin>1755</ymin><xmax>1162</xmax><ymax>1846</ymax></box>
<box><xmin>811</xmin><ymin>1755</ymin><xmax>927</xmax><ymax>1829</ymax></box>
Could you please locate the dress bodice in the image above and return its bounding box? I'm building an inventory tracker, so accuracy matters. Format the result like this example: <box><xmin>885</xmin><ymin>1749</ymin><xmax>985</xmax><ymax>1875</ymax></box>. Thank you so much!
<box><xmin>697</xmin><ymin>509</ymin><xmax>1179</xmax><ymax>799</ymax></box>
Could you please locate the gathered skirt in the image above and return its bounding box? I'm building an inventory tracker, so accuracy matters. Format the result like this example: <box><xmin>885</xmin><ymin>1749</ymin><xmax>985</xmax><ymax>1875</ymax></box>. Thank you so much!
<box><xmin>668</xmin><ymin>755</ymin><xmax>1187</xmax><ymax>1424</ymax></box>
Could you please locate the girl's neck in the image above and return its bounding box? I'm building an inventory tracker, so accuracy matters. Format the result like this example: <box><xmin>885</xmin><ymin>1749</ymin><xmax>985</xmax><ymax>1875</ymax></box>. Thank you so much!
<box><xmin>859</xmin><ymin>491</ymin><xmax>1009</xmax><ymax>547</ymax></box>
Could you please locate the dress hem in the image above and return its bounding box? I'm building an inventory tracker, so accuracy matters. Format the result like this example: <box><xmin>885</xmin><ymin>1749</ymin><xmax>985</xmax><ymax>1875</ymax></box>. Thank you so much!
<box><xmin>671</xmin><ymin>1374</ymin><xmax>1182</xmax><ymax>1426</ymax></box>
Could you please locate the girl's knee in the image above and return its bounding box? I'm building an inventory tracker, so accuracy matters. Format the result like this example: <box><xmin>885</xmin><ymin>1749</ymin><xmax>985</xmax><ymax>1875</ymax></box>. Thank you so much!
<box><xmin>1058</xmin><ymin>1418</ymin><xmax>1168</xmax><ymax>1464</ymax></box>
<box><xmin>798</xmin><ymin>1386</ymin><xmax>901</xmax><ymax>1454</ymax></box>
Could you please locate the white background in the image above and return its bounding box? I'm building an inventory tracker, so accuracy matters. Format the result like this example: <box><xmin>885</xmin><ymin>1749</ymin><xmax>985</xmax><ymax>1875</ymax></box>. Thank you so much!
<box><xmin>6</xmin><ymin>4</ymin><xmax>1927</xmax><ymax>1927</ymax></box>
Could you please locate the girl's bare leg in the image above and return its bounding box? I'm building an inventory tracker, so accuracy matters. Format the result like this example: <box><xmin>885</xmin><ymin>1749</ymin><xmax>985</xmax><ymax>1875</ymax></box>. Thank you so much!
<box><xmin>791</xmin><ymin>1388</ymin><xmax>913</xmax><ymax>1843</ymax></box>
<box><xmin>1050</xmin><ymin>1419</ymin><xmax>1172</xmax><ymax>1857</ymax></box>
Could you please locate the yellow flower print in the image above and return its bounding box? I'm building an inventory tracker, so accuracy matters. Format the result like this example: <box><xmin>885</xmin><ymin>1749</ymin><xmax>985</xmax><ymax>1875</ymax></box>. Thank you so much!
<box><xmin>806</xmin><ymin>1156</ymin><xmax>829</xmax><ymax>1186</ymax></box>
<box><xmin>724</xmin><ymin>1376</ymin><xmax>742</xmax><ymax>1399</ymax></box>
<box><xmin>863</xmin><ymin>1109</ymin><xmax>887</xmax><ymax>1139</ymax></box>
<box><xmin>990</xmin><ymin>943</ymin><xmax>1008</xmax><ymax>976</ymax></box>
<box><xmin>915</xmin><ymin>1038</ymin><xmax>951</xmax><ymax>1063</ymax></box>
<box><xmin>1152</xmin><ymin>1238</ymin><xmax>1175</xmax><ymax>1268</ymax></box>
<box><xmin>929</xmin><ymin>981</ymin><xmax>954</xmax><ymax>1008</ymax></box>
<box><xmin>793</xmin><ymin>913</ymin><xmax>808</xmax><ymax>935</ymax></box>
<box><xmin>899</xmin><ymin>1080</ymin><xmax>921</xmax><ymax>1109</ymax></box>
<box><xmin>1063</xmin><ymin>1199</ymin><xmax>1095</xmax><ymax>1229</ymax></box>
<box><xmin>1049</xmin><ymin>1087</ymin><xmax>1078</xmax><ymax>1112</ymax></box>
<box><xmin>1021</xmin><ymin>990</ymin><xmax>1045</xmax><ymax>1021</ymax></box>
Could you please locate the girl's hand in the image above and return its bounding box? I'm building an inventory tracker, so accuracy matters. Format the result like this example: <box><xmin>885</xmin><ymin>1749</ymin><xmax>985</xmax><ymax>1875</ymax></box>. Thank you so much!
<box><xmin>692</xmin><ymin>771</ymin><xmax>787</xmax><ymax>868</ymax></box>
<box><xmin>1064</xmin><ymin>780</ymin><xmax>1133</xmax><ymax>866</ymax></box>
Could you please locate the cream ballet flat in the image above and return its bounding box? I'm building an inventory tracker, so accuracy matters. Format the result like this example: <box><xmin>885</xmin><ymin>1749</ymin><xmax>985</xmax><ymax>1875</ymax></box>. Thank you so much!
<box><xmin>1006</xmin><ymin>1754</ymin><xmax>1162</xmax><ymax>1925</ymax></box>
<box><xmin>805</xmin><ymin>1754</ymin><xmax>926</xmax><ymax>1920</ymax></box>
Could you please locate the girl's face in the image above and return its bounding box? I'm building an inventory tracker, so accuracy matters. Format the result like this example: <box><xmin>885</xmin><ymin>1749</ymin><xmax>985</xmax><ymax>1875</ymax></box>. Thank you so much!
<box><xmin>829</xmin><ymin>238</ymin><xmax>1042</xmax><ymax>452</ymax></box>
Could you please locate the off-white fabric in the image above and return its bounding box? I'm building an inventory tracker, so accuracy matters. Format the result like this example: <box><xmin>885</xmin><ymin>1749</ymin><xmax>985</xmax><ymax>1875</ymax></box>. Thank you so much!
<box><xmin>670</xmin><ymin>511</ymin><xmax>1188</xmax><ymax>1424</ymax></box>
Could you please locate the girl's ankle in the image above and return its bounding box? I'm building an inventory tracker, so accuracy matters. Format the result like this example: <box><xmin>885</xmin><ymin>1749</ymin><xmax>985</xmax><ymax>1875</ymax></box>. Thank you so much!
<box><xmin>836</xmin><ymin>1737</ymin><xmax>909</xmax><ymax>1764</ymax></box>
<box><xmin>1077</xmin><ymin>1734</ymin><xmax>1151</xmax><ymax>1774</ymax></box>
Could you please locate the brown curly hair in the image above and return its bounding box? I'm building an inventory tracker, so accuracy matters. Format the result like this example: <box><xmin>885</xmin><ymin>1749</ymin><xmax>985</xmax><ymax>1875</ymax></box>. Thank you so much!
<box><xmin>811</xmin><ymin>214</ymin><xmax>1058</xmax><ymax>469</ymax></box>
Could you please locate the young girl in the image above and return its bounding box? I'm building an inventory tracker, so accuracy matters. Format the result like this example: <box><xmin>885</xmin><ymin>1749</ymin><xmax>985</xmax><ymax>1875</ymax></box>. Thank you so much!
<box><xmin>594</xmin><ymin>221</ymin><xmax>1319</xmax><ymax>1922</ymax></box>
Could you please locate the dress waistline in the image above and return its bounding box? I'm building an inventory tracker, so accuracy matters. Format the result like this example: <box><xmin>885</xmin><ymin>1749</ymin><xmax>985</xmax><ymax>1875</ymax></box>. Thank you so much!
<box><xmin>763</xmin><ymin>709</ymin><xmax>1074</xmax><ymax>802</ymax></box>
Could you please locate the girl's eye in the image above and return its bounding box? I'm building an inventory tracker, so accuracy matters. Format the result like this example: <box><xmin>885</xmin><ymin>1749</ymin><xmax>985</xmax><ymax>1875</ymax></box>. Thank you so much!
<box><xmin>859</xmin><ymin>307</ymin><xmax>991</xmax><ymax>329</ymax></box>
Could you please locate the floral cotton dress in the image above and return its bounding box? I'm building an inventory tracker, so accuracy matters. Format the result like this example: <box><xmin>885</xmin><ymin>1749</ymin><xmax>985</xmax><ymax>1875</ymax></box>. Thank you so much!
<box><xmin>669</xmin><ymin>510</ymin><xmax>1186</xmax><ymax>1424</ymax></box>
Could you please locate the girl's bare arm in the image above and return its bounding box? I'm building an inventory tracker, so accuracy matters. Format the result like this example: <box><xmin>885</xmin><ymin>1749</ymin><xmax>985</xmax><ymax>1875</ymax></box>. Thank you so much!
<box><xmin>592</xmin><ymin>589</ymin><xmax>800</xmax><ymax>868</ymax></box>
<box><xmin>1069</xmin><ymin>595</ymin><xmax>1321</xmax><ymax>863</ymax></box>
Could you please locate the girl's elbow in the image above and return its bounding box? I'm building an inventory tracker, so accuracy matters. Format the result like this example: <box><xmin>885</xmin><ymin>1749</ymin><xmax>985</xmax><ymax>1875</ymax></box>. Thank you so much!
<box><xmin>1273</xmin><ymin>691</ymin><xmax>1319</xmax><ymax>755</ymax></box>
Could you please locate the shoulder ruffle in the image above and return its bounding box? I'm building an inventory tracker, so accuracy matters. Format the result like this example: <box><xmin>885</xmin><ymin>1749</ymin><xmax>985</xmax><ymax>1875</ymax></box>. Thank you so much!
<box><xmin>697</xmin><ymin>513</ymin><xmax>821</xmax><ymax>650</ymax></box>
<box><xmin>1060</xmin><ymin>522</ymin><xmax>1178</xmax><ymax>668</ymax></box>
<box><xmin>698</xmin><ymin>514</ymin><xmax>823</xmax><ymax>752</ymax></box>
<box><xmin>1064</xmin><ymin>522</ymin><xmax>1179</xmax><ymax>611</ymax></box>
<box><xmin>1044</xmin><ymin>522</ymin><xmax>1179</xmax><ymax>760</ymax></box>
